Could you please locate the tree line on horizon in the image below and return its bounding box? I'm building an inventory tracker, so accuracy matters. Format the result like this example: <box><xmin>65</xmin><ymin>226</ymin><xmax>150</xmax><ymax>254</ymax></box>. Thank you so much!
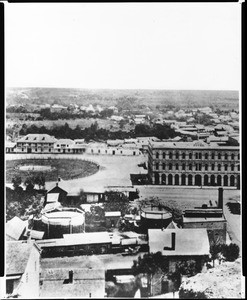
<box><xmin>19</xmin><ymin>122</ymin><xmax>178</xmax><ymax>141</ymax></box>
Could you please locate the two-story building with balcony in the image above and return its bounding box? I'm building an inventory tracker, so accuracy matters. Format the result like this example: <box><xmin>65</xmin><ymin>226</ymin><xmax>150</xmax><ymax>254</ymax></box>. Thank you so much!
<box><xmin>16</xmin><ymin>134</ymin><xmax>57</xmax><ymax>153</ymax></box>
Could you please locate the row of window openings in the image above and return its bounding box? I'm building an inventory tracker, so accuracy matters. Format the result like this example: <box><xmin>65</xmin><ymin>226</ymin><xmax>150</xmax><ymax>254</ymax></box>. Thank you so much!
<box><xmin>91</xmin><ymin>149</ymin><xmax>136</xmax><ymax>155</ymax></box>
<box><xmin>18</xmin><ymin>143</ymin><xmax>53</xmax><ymax>146</ymax></box>
<box><xmin>155</xmin><ymin>152</ymin><xmax>239</xmax><ymax>160</ymax></box>
<box><xmin>156</xmin><ymin>163</ymin><xmax>239</xmax><ymax>171</ymax></box>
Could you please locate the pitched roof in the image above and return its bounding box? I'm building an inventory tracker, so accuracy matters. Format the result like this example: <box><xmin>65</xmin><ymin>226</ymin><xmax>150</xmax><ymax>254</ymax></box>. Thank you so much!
<box><xmin>17</xmin><ymin>134</ymin><xmax>57</xmax><ymax>143</ymax></box>
<box><xmin>47</xmin><ymin>183</ymin><xmax>68</xmax><ymax>194</ymax></box>
<box><xmin>148</xmin><ymin>228</ymin><xmax>210</xmax><ymax>256</ymax></box>
<box><xmin>6</xmin><ymin>216</ymin><xmax>27</xmax><ymax>241</ymax></box>
<box><xmin>166</xmin><ymin>221</ymin><xmax>179</xmax><ymax>229</ymax></box>
<box><xmin>6</xmin><ymin>241</ymin><xmax>40</xmax><ymax>275</ymax></box>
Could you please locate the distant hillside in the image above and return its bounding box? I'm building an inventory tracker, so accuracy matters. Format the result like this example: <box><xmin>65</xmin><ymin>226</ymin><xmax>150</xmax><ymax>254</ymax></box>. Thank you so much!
<box><xmin>6</xmin><ymin>87</ymin><xmax>239</xmax><ymax>110</ymax></box>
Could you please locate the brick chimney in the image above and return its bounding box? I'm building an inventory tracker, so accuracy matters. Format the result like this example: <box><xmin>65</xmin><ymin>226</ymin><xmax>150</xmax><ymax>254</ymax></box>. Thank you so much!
<box><xmin>171</xmin><ymin>232</ymin><xmax>176</xmax><ymax>250</ymax></box>
<box><xmin>218</xmin><ymin>188</ymin><xmax>223</xmax><ymax>209</ymax></box>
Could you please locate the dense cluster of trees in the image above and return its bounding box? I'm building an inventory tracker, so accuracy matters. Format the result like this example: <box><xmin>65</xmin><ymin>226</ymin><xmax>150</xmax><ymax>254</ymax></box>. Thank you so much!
<box><xmin>210</xmin><ymin>242</ymin><xmax>239</xmax><ymax>266</ymax></box>
<box><xmin>6</xmin><ymin>175</ymin><xmax>45</xmax><ymax>221</ymax></box>
<box><xmin>19</xmin><ymin>122</ymin><xmax>177</xmax><ymax>141</ymax></box>
<box><xmin>36</xmin><ymin>107</ymin><xmax>115</xmax><ymax>121</ymax></box>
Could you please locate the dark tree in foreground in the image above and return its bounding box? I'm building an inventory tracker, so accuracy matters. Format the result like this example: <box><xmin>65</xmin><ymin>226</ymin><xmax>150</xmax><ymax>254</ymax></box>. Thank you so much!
<box><xmin>221</xmin><ymin>243</ymin><xmax>239</xmax><ymax>262</ymax></box>
<box><xmin>132</xmin><ymin>252</ymin><xmax>168</xmax><ymax>296</ymax></box>
<box><xmin>12</xmin><ymin>175</ymin><xmax>22</xmax><ymax>190</ymax></box>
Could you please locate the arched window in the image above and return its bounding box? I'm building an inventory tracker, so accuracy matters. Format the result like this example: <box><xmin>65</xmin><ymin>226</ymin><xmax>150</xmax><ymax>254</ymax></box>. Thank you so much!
<box><xmin>162</xmin><ymin>163</ymin><xmax>166</xmax><ymax>170</ymax></box>
<box><xmin>163</xmin><ymin>152</ymin><xmax>166</xmax><ymax>159</ymax></box>
<box><xmin>205</xmin><ymin>153</ymin><xmax>208</xmax><ymax>159</ymax></box>
<box><xmin>182</xmin><ymin>153</ymin><xmax>185</xmax><ymax>159</ymax></box>
<box><xmin>224</xmin><ymin>164</ymin><xmax>228</xmax><ymax>171</ymax></box>
<box><xmin>195</xmin><ymin>153</ymin><xmax>198</xmax><ymax>159</ymax></box>
<box><xmin>189</xmin><ymin>164</ymin><xmax>192</xmax><ymax>170</ymax></box>
<box><xmin>218</xmin><ymin>164</ymin><xmax>221</xmax><ymax>171</ymax></box>
<box><xmin>231</xmin><ymin>164</ymin><xmax>234</xmax><ymax>171</ymax></box>
<box><xmin>169</xmin><ymin>163</ymin><xmax>172</xmax><ymax>170</ymax></box>
<box><xmin>199</xmin><ymin>164</ymin><xmax>202</xmax><ymax>171</ymax></box>
<box><xmin>175</xmin><ymin>152</ymin><xmax>179</xmax><ymax>159</ymax></box>
<box><xmin>189</xmin><ymin>153</ymin><xmax>192</xmax><ymax>159</ymax></box>
<box><xmin>156</xmin><ymin>152</ymin><xmax>159</xmax><ymax>159</ymax></box>
<box><xmin>182</xmin><ymin>164</ymin><xmax>186</xmax><ymax>170</ymax></box>
<box><xmin>211</xmin><ymin>164</ymin><xmax>215</xmax><ymax>171</ymax></box>
<box><xmin>175</xmin><ymin>163</ymin><xmax>179</xmax><ymax>170</ymax></box>
<box><xmin>218</xmin><ymin>153</ymin><xmax>221</xmax><ymax>159</ymax></box>
<box><xmin>231</xmin><ymin>153</ymin><xmax>234</xmax><ymax>160</ymax></box>
<box><xmin>225</xmin><ymin>153</ymin><xmax>228</xmax><ymax>160</ymax></box>
<box><xmin>205</xmin><ymin>164</ymin><xmax>208</xmax><ymax>171</ymax></box>
<box><xmin>169</xmin><ymin>152</ymin><xmax>173</xmax><ymax>159</ymax></box>
<box><xmin>199</xmin><ymin>153</ymin><xmax>202</xmax><ymax>159</ymax></box>
<box><xmin>211</xmin><ymin>152</ymin><xmax>215</xmax><ymax>159</ymax></box>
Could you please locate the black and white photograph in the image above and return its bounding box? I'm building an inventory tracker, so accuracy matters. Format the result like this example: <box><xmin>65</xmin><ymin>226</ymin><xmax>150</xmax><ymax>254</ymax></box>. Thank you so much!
<box><xmin>2</xmin><ymin>2</ymin><xmax>244</xmax><ymax>298</ymax></box>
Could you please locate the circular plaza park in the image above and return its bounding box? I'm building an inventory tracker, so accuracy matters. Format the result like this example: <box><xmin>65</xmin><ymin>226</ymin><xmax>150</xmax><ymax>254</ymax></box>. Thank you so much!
<box><xmin>5</xmin><ymin>158</ymin><xmax>100</xmax><ymax>183</ymax></box>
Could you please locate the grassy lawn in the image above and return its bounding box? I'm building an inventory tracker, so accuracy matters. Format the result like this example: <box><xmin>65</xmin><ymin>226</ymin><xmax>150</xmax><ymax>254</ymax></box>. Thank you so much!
<box><xmin>6</xmin><ymin>158</ymin><xmax>99</xmax><ymax>183</ymax></box>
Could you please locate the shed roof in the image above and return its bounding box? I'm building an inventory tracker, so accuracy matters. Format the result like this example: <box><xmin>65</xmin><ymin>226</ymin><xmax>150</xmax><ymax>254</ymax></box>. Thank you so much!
<box><xmin>148</xmin><ymin>228</ymin><xmax>210</xmax><ymax>256</ymax></box>
<box><xmin>46</xmin><ymin>193</ymin><xmax>60</xmax><ymax>203</ymax></box>
<box><xmin>63</xmin><ymin>232</ymin><xmax>111</xmax><ymax>245</ymax></box>
<box><xmin>24</xmin><ymin>230</ymin><xmax>45</xmax><ymax>240</ymax></box>
<box><xmin>105</xmin><ymin>211</ymin><xmax>121</xmax><ymax>217</ymax></box>
<box><xmin>6</xmin><ymin>216</ymin><xmax>27</xmax><ymax>241</ymax></box>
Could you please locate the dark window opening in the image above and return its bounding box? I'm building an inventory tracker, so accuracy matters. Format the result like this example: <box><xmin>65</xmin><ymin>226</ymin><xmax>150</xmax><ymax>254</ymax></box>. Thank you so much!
<box><xmin>6</xmin><ymin>280</ymin><xmax>14</xmax><ymax>295</ymax></box>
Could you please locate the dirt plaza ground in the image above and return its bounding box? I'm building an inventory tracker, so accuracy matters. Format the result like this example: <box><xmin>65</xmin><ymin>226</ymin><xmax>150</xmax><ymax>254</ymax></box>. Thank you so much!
<box><xmin>5</xmin><ymin>153</ymin><xmax>147</xmax><ymax>193</ymax></box>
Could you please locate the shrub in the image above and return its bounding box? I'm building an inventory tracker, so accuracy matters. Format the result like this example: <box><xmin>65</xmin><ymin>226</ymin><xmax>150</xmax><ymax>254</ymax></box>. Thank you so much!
<box><xmin>221</xmin><ymin>243</ymin><xmax>240</xmax><ymax>262</ymax></box>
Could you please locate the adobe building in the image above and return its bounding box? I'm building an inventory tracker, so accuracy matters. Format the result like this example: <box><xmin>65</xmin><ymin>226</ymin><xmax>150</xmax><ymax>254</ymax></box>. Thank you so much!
<box><xmin>148</xmin><ymin>140</ymin><xmax>240</xmax><ymax>187</ymax></box>
<box><xmin>148</xmin><ymin>228</ymin><xmax>210</xmax><ymax>273</ymax></box>
<box><xmin>182</xmin><ymin>188</ymin><xmax>227</xmax><ymax>244</ymax></box>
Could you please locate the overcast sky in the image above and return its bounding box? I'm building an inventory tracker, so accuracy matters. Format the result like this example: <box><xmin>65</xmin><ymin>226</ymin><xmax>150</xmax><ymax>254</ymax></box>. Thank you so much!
<box><xmin>5</xmin><ymin>3</ymin><xmax>241</xmax><ymax>90</ymax></box>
